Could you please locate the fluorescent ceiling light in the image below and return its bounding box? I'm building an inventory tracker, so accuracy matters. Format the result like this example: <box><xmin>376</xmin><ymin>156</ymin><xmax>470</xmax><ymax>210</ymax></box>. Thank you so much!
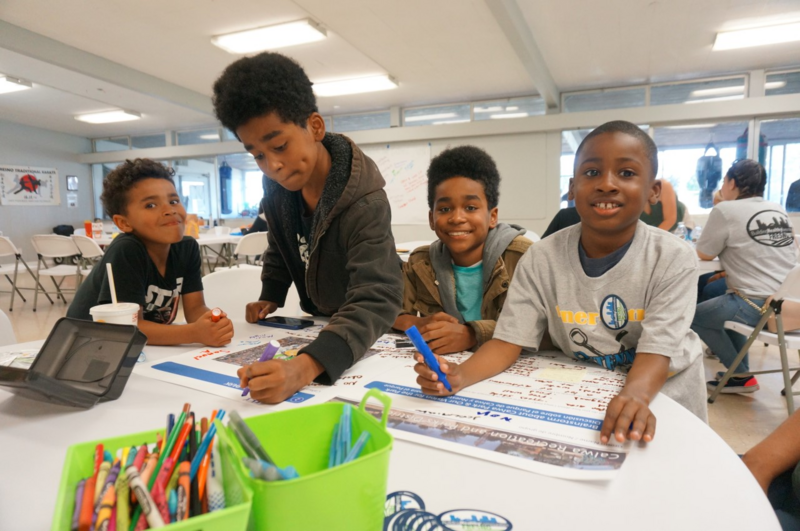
<box><xmin>474</xmin><ymin>106</ymin><xmax>503</xmax><ymax>113</ymax></box>
<box><xmin>432</xmin><ymin>119</ymin><xmax>470</xmax><ymax>125</ymax></box>
<box><xmin>490</xmin><ymin>113</ymin><xmax>528</xmax><ymax>119</ymax></box>
<box><xmin>212</xmin><ymin>19</ymin><xmax>326</xmax><ymax>54</ymax></box>
<box><xmin>405</xmin><ymin>112</ymin><xmax>457</xmax><ymax>123</ymax></box>
<box><xmin>765</xmin><ymin>80</ymin><xmax>787</xmax><ymax>90</ymax></box>
<box><xmin>713</xmin><ymin>21</ymin><xmax>800</xmax><ymax>50</ymax></box>
<box><xmin>665</xmin><ymin>123</ymin><xmax>717</xmax><ymax>129</ymax></box>
<box><xmin>0</xmin><ymin>76</ymin><xmax>32</xmax><ymax>94</ymax></box>
<box><xmin>313</xmin><ymin>75</ymin><xmax>398</xmax><ymax>97</ymax></box>
<box><xmin>75</xmin><ymin>110</ymin><xmax>142</xmax><ymax>124</ymax></box>
<box><xmin>505</xmin><ymin>106</ymin><xmax>519</xmax><ymax>111</ymax></box>
<box><xmin>199</xmin><ymin>133</ymin><xmax>220</xmax><ymax>140</ymax></box>
<box><xmin>690</xmin><ymin>86</ymin><xmax>744</xmax><ymax>97</ymax></box>
<box><xmin>684</xmin><ymin>95</ymin><xmax>743</xmax><ymax>104</ymax></box>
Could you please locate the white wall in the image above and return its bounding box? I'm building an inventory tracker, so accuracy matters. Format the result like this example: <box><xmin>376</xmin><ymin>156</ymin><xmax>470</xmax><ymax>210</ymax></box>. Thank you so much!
<box><xmin>0</xmin><ymin>120</ymin><xmax>92</xmax><ymax>260</ymax></box>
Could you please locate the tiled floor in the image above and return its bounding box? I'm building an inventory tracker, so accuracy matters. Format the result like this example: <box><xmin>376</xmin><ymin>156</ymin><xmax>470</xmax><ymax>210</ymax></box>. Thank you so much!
<box><xmin>1</xmin><ymin>289</ymin><xmax>795</xmax><ymax>455</ymax></box>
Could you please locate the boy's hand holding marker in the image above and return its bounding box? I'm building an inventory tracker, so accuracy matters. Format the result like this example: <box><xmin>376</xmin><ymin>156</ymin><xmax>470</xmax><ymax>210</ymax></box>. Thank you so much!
<box><xmin>192</xmin><ymin>308</ymin><xmax>233</xmax><ymax>347</ymax></box>
<box><xmin>238</xmin><ymin>340</ymin><xmax>325</xmax><ymax>404</ymax></box>
<box><xmin>413</xmin><ymin>352</ymin><xmax>465</xmax><ymax>396</ymax></box>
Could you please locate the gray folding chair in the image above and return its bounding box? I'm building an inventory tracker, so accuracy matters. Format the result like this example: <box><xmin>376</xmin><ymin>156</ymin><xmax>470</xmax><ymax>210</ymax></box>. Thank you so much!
<box><xmin>232</xmin><ymin>232</ymin><xmax>268</xmax><ymax>267</ymax></box>
<box><xmin>0</xmin><ymin>236</ymin><xmax>51</xmax><ymax>311</ymax></box>
<box><xmin>30</xmin><ymin>234</ymin><xmax>82</xmax><ymax>311</ymax></box>
<box><xmin>709</xmin><ymin>265</ymin><xmax>800</xmax><ymax>414</ymax></box>
<box><xmin>71</xmin><ymin>234</ymin><xmax>104</xmax><ymax>278</ymax></box>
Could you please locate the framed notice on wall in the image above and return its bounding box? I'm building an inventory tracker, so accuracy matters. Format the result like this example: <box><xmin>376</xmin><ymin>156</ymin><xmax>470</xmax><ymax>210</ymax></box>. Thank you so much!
<box><xmin>0</xmin><ymin>164</ymin><xmax>60</xmax><ymax>206</ymax></box>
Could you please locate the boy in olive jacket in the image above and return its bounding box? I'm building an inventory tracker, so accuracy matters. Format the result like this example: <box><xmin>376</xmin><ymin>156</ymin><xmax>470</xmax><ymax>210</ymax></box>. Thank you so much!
<box><xmin>394</xmin><ymin>146</ymin><xmax>531</xmax><ymax>354</ymax></box>
<box><xmin>213</xmin><ymin>52</ymin><xmax>403</xmax><ymax>403</ymax></box>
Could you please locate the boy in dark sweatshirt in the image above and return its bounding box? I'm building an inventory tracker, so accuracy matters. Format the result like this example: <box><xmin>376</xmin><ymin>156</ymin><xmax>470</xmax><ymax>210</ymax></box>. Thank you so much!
<box><xmin>213</xmin><ymin>52</ymin><xmax>403</xmax><ymax>403</ymax></box>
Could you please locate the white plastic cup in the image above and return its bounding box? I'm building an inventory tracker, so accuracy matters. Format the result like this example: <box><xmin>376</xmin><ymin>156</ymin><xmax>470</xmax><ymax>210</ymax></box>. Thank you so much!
<box><xmin>91</xmin><ymin>222</ymin><xmax>104</xmax><ymax>240</ymax></box>
<box><xmin>89</xmin><ymin>303</ymin><xmax>139</xmax><ymax>325</ymax></box>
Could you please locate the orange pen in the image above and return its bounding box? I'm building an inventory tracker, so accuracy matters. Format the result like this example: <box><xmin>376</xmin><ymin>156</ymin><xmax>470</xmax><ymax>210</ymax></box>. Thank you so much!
<box><xmin>211</xmin><ymin>308</ymin><xmax>222</xmax><ymax>322</ymax></box>
<box><xmin>176</xmin><ymin>462</ymin><xmax>191</xmax><ymax>521</ymax></box>
<box><xmin>168</xmin><ymin>421</ymin><xmax>193</xmax><ymax>464</ymax></box>
<box><xmin>78</xmin><ymin>476</ymin><xmax>96</xmax><ymax>531</ymax></box>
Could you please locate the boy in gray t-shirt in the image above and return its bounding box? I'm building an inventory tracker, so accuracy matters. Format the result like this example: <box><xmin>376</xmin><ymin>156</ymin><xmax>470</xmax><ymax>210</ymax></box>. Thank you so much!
<box><xmin>414</xmin><ymin>121</ymin><xmax>708</xmax><ymax>445</ymax></box>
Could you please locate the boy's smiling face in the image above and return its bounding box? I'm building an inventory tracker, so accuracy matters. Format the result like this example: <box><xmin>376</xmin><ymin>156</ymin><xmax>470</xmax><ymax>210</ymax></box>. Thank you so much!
<box><xmin>570</xmin><ymin>132</ymin><xmax>660</xmax><ymax>245</ymax></box>
<box><xmin>429</xmin><ymin>176</ymin><xmax>498</xmax><ymax>267</ymax></box>
<box><xmin>237</xmin><ymin>112</ymin><xmax>325</xmax><ymax>192</ymax></box>
<box><xmin>113</xmin><ymin>178</ymin><xmax>186</xmax><ymax>245</ymax></box>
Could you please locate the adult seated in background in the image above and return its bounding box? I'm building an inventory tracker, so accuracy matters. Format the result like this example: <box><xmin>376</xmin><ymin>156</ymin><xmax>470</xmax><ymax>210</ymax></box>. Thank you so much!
<box><xmin>787</xmin><ymin>178</ymin><xmax>800</xmax><ymax>213</ymax></box>
<box><xmin>639</xmin><ymin>179</ymin><xmax>686</xmax><ymax>232</ymax></box>
<box><xmin>691</xmin><ymin>159</ymin><xmax>798</xmax><ymax>394</ymax></box>
<box><xmin>744</xmin><ymin>407</ymin><xmax>800</xmax><ymax>531</ymax></box>
<box><xmin>697</xmin><ymin>188</ymin><xmax>729</xmax><ymax>303</ymax></box>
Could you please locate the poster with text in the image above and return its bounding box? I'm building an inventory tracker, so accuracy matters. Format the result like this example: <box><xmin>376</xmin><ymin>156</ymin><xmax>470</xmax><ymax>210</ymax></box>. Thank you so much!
<box><xmin>0</xmin><ymin>165</ymin><xmax>60</xmax><ymax>205</ymax></box>
<box><xmin>362</xmin><ymin>144</ymin><xmax>430</xmax><ymax>224</ymax></box>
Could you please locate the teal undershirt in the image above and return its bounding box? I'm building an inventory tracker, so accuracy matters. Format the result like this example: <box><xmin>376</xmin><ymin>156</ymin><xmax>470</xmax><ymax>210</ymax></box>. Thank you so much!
<box><xmin>452</xmin><ymin>261</ymin><xmax>483</xmax><ymax>322</ymax></box>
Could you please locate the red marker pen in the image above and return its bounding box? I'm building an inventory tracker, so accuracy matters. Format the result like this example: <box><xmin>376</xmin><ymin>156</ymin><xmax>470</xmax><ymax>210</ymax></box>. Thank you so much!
<box><xmin>211</xmin><ymin>308</ymin><xmax>222</xmax><ymax>323</ymax></box>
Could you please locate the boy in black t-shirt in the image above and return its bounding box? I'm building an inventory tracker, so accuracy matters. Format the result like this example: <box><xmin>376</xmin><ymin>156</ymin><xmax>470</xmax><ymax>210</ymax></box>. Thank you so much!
<box><xmin>68</xmin><ymin>159</ymin><xmax>234</xmax><ymax>346</ymax></box>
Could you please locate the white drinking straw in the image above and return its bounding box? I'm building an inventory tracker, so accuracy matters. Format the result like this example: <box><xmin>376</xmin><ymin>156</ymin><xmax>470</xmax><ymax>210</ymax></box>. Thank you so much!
<box><xmin>106</xmin><ymin>263</ymin><xmax>118</xmax><ymax>306</ymax></box>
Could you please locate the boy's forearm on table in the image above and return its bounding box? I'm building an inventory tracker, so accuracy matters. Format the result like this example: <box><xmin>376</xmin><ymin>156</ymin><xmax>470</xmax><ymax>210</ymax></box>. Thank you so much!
<box><xmin>622</xmin><ymin>352</ymin><xmax>670</xmax><ymax>402</ymax></box>
<box><xmin>459</xmin><ymin>339</ymin><xmax>522</xmax><ymax>388</ymax></box>
<box><xmin>138</xmin><ymin>320</ymin><xmax>197</xmax><ymax>346</ymax></box>
<box><xmin>743</xmin><ymin>409</ymin><xmax>800</xmax><ymax>486</ymax></box>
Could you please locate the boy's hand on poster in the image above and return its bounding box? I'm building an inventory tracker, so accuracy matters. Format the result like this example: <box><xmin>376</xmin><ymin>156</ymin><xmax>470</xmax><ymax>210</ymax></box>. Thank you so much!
<box><xmin>238</xmin><ymin>354</ymin><xmax>323</xmax><ymax>404</ymax></box>
<box><xmin>413</xmin><ymin>353</ymin><xmax>462</xmax><ymax>396</ymax></box>
<box><xmin>245</xmin><ymin>300</ymin><xmax>278</xmax><ymax>322</ymax></box>
<box><xmin>193</xmin><ymin>309</ymin><xmax>234</xmax><ymax>346</ymax></box>
<box><xmin>419</xmin><ymin>320</ymin><xmax>477</xmax><ymax>354</ymax></box>
<box><xmin>600</xmin><ymin>390</ymin><xmax>656</xmax><ymax>444</ymax></box>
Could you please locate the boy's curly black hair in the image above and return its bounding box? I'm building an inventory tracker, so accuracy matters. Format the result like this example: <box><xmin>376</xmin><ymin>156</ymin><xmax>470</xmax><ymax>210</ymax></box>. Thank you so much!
<box><xmin>212</xmin><ymin>52</ymin><xmax>318</xmax><ymax>136</ymax></box>
<box><xmin>101</xmin><ymin>158</ymin><xmax>175</xmax><ymax>217</ymax></box>
<box><xmin>574</xmin><ymin>120</ymin><xmax>659</xmax><ymax>178</ymax></box>
<box><xmin>427</xmin><ymin>146</ymin><xmax>500</xmax><ymax>209</ymax></box>
<box><xmin>727</xmin><ymin>159</ymin><xmax>767</xmax><ymax>199</ymax></box>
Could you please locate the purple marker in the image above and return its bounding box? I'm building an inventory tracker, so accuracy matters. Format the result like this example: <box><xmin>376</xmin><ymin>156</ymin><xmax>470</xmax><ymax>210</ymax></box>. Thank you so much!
<box><xmin>71</xmin><ymin>478</ymin><xmax>85</xmax><ymax>531</ymax></box>
<box><xmin>242</xmin><ymin>340</ymin><xmax>281</xmax><ymax>397</ymax></box>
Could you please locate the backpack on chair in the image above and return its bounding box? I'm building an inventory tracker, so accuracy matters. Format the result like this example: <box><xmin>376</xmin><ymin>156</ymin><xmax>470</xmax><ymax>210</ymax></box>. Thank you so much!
<box><xmin>696</xmin><ymin>143</ymin><xmax>722</xmax><ymax>209</ymax></box>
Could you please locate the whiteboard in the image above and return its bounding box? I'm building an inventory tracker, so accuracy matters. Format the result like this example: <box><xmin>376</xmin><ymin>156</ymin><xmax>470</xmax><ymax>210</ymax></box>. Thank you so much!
<box><xmin>363</xmin><ymin>143</ymin><xmax>431</xmax><ymax>225</ymax></box>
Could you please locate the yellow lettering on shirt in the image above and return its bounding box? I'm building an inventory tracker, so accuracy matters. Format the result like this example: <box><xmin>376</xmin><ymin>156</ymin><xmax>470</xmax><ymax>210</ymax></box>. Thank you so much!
<box><xmin>574</xmin><ymin>312</ymin><xmax>588</xmax><ymax>325</ymax></box>
<box><xmin>628</xmin><ymin>309</ymin><xmax>645</xmax><ymax>322</ymax></box>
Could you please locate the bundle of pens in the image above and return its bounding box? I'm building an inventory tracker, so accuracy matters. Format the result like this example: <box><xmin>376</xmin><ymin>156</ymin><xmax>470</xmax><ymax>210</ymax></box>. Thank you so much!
<box><xmin>329</xmin><ymin>404</ymin><xmax>370</xmax><ymax>468</ymax></box>
<box><xmin>71</xmin><ymin>403</ymin><xmax>227</xmax><ymax>531</ymax></box>
<box><xmin>228</xmin><ymin>410</ymin><xmax>299</xmax><ymax>482</ymax></box>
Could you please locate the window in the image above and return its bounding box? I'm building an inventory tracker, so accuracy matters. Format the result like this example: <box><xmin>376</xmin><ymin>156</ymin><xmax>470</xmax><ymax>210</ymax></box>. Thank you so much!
<box><xmin>759</xmin><ymin>118</ymin><xmax>800</xmax><ymax>210</ymax></box>
<box><xmin>474</xmin><ymin>96</ymin><xmax>546</xmax><ymax>121</ymax></box>
<box><xmin>94</xmin><ymin>137</ymin><xmax>129</xmax><ymax>152</ymax></box>
<box><xmin>652</xmin><ymin>122</ymin><xmax>746</xmax><ymax>214</ymax></box>
<box><xmin>651</xmin><ymin>77</ymin><xmax>746</xmax><ymax>106</ymax></box>
<box><xmin>218</xmin><ymin>153</ymin><xmax>264</xmax><ymax>220</ymax></box>
<box><xmin>176</xmin><ymin>128</ymin><xmax>221</xmax><ymax>146</ymax></box>
<box><xmin>91</xmin><ymin>162</ymin><xmax>121</xmax><ymax>218</ymax></box>
<box><xmin>172</xmin><ymin>157</ymin><xmax>215</xmax><ymax>219</ymax></box>
<box><xmin>131</xmin><ymin>133</ymin><xmax>166</xmax><ymax>150</ymax></box>
<box><xmin>332</xmin><ymin>111</ymin><xmax>391</xmax><ymax>132</ymax></box>
<box><xmin>403</xmin><ymin>103</ymin><xmax>470</xmax><ymax>126</ymax></box>
<box><xmin>766</xmin><ymin>71</ymin><xmax>800</xmax><ymax>97</ymax></box>
<box><xmin>562</xmin><ymin>87</ymin><xmax>646</xmax><ymax>113</ymax></box>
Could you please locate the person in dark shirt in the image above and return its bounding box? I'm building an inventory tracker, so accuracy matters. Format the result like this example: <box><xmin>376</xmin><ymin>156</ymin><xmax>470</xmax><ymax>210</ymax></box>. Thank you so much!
<box><xmin>542</xmin><ymin>206</ymin><xmax>581</xmax><ymax>238</ymax></box>
<box><xmin>68</xmin><ymin>159</ymin><xmax>233</xmax><ymax>347</ymax></box>
<box><xmin>787</xmin><ymin>179</ymin><xmax>800</xmax><ymax>213</ymax></box>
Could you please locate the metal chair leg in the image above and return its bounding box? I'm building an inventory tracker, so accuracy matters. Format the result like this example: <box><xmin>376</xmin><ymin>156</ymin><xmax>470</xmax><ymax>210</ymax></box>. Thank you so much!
<box><xmin>23</xmin><ymin>257</ymin><xmax>52</xmax><ymax>305</ymax></box>
<box><xmin>776</xmin><ymin>314</ymin><xmax>796</xmax><ymax>415</ymax></box>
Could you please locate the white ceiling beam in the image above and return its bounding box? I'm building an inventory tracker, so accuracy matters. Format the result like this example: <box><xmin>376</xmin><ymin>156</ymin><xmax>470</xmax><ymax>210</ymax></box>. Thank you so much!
<box><xmin>484</xmin><ymin>0</ymin><xmax>560</xmax><ymax>111</ymax></box>
<box><xmin>0</xmin><ymin>20</ymin><xmax>213</xmax><ymax>116</ymax></box>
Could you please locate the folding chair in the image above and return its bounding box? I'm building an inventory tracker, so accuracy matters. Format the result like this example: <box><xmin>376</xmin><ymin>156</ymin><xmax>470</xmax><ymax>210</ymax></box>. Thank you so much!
<box><xmin>30</xmin><ymin>234</ymin><xmax>82</xmax><ymax>312</ymax></box>
<box><xmin>202</xmin><ymin>267</ymin><xmax>304</xmax><ymax>322</ymax></box>
<box><xmin>0</xmin><ymin>309</ymin><xmax>15</xmax><ymax>346</ymax></box>
<box><xmin>709</xmin><ymin>265</ymin><xmax>800</xmax><ymax>414</ymax></box>
<box><xmin>232</xmin><ymin>232</ymin><xmax>268</xmax><ymax>267</ymax></box>
<box><xmin>0</xmin><ymin>236</ymin><xmax>51</xmax><ymax>311</ymax></box>
<box><xmin>71</xmin><ymin>234</ymin><xmax>104</xmax><ymax>278</ymax></box>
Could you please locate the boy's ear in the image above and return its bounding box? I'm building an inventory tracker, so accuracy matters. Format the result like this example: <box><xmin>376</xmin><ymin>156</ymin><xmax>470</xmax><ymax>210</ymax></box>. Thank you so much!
<box><xmin>112</xmin><ymin>213</ymin><xmax>133</xmax><ymax>233</ymax></box>
<box><xmin>428</xmin><ymin>210</ymin><xmax>435</xmax><ymax>231</ymax></box>
<box><xmin>307</xmin><ymin>112</ymin><xmax>326</xmax><ymax>142</ymax></box>
<box><xmin>489</xmin><ymin>207</ymin><xmax>498</xmax><ymax>229</ymax></box>
<box><xmin>567</xmin><ymin>178</ymin><xmax>575</xmax><ymax>201</ymax></box>
<box><xmin>649</xmin><ymin>179</ymin><xmax>662</xmax><ymax>205</ymax></box>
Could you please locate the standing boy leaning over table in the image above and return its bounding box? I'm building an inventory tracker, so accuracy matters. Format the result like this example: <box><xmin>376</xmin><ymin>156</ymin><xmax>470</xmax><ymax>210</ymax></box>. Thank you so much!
<box><xmin>68</xmin><ymin>159</ymin><xmax>234</xmax><ymax>346</ymax></box>
<box><xmin>414</xmin><ymin>120</ymin><xmax>707</xmax><ymax>444</ymax></box>
<box><xmin>393</xmin><ymin>145</ymin><xmax>531</xmax><ymax>354</ymax></box>
<box><xmin>212</xmin><ymin>52</ymin><xmax>403</xmax><ymax>404</ymax></box>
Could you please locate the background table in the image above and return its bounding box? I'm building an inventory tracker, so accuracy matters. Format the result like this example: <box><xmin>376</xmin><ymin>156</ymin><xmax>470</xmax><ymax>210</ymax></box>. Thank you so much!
<box><xmin>0</xmin><ymin>321</ymin><xmax>779</xmax><ymax>530</ymax></box>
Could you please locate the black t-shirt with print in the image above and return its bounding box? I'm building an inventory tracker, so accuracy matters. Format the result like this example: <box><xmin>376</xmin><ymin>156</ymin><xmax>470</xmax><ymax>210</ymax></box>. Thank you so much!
<box><xmin>67</xmin><ymin>233</ymin><xmax>203</xmax><ymax>323</ymax></box>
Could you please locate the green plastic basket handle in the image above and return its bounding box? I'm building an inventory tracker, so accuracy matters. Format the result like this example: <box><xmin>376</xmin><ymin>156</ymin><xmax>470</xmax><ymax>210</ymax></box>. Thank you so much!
<box><xmin>359</xmin><ymin>388</ymin><xmax>392</xmax><ymax>429</ymax></box>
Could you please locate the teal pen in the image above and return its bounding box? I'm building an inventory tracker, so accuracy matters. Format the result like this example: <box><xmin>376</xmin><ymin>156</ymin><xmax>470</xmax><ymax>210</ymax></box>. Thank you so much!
<box><xmin>344</xmin><ymin>432</ymin><xmax>370</xmax><ymax>463</ymax></box>
<box><xmin>168</xmin><ymin>489</ymin><xmax>177</xmax><ymax>523</ymax></box>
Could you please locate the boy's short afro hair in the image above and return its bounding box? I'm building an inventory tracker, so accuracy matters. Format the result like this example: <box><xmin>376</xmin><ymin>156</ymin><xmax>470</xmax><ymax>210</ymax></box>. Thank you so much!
<box><xmin>574</xmin><ymin>120</ymin><xmax>659</xmax><ymax>178</ymax></box>
<box><xmin>212</xmin><ymin>52</ymin><xmax>318</xmax><ymax>136</ymax></box>
<box><xmin>427</xmin><ymin>145</ymin><xmax>501</xmax><ymax>209</ymax></box>
<box><xmin>101</xmin><ymin>158</ymin><xmax>175</xmax><ymax>217</ymax></box>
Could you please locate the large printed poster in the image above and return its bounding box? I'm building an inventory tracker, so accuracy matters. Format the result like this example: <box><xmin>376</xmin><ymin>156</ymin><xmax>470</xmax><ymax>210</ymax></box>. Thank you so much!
<box><xmin>0</xmin><ymin>165</ymin><xmax>60</xmax><ymax>205</ymax></box>
<box><xmin>362</xmin><ymin>144</ymin><xmax>431</xmax><ymax>225</ymax></box>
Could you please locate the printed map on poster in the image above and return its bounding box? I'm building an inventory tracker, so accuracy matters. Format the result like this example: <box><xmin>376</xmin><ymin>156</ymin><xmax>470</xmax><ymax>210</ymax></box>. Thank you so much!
<box><xmin>362</xmin><ymin>144</ymin><xmax>430</xmax><ymax>225</ymax></box>
<box><xmin>0</xmin><ymin>165</ymin><xmax>59</xmax><ymax>205</ymax></box>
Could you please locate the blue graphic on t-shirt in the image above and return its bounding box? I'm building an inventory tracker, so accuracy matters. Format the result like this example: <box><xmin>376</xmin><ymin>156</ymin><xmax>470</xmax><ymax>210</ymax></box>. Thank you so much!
<box><xmin>601</xmin><ymin>294</ymin><xmax>628</xmax><ymax>330</ymax></box>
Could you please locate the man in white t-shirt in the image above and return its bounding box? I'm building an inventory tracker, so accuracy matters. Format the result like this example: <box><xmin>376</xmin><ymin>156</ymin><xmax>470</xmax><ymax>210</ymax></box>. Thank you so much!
<box><xmin>694</xmin><ymin>159</ymin><xmax>798</xmax><ymax>394</ymax></box>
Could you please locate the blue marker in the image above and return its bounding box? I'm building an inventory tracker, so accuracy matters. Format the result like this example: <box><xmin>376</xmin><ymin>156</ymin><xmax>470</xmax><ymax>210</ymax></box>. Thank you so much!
<box><xmin>405</xmin><ymin>326</ymin><xmax>452</xmax><ymax>391</ymax></box>
<box><xmin>242</xmin><ymin>340</ymin><xmax>281</xmax><ymax>396</ymax></box>
<box><xmin>189</xmin><ymin>410</ymin><xmax>226</xmax><ymax>481</ymax></box>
